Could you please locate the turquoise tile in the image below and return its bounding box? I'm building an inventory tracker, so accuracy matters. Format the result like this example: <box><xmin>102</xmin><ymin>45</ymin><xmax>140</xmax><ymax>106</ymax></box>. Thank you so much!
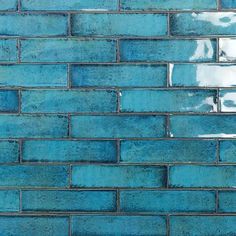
<box><xmin>120</xmin><ymin>190</ymin><xmax>215</xmax><ymax>213</ymax></box>
<box><xmin>220</xmin><ymin>90</ymin><xmax>236</xmax><ymax>112</ymax></box>
<box><xmin>120</xmin><ymin>89</ymin><xmax>217</xmax><ymax>112</ymax></box>
<box><xmin>22</xmin><ymin>90</ymin><xmax>117</xmax><ymax>113</ymax></box>
<box><xmin>170</xmin><ymin>216</ymin><xmax>236</xmax><ymax>236</ymax></box>
<box><xmin>0</xmin><ymin>190</ymin><xmax>19</xmax><ymax>212</ymax></box>
<box><xmin>121</xmin><ymin>140</ymin><xmax>216</xmax><ymax>163</ymax></box>
<box><xmin>0</xmin><ymin>64</ymin><xmax>67</xmax><ymax>87</ymax></box>
<box><xmin>0</xmin><ymin>216</ymin><xmax>69</xmax><ymax>236</ymax></box>
<box><xmin>219</xmin><ymin>38</ymin><xmax>236</xmax><ymax>62</ymax></box>
<box><xmin>0</xmin><ymin>165</ymin><xmax>69</xmax><ymax>187</ymax></box>
<box><xmin>22</xmin><ymin>190</ymin><xmax>116</xmax><ymax>212</ymax></box>
<box><xmin>22</xmin><ymin>0</ymin><xmax>118</xmax><ymax>11</ymax></box>
<box><xmin>0</xmin><ymin>115</ymin><xmax>68</xmax><ymax>138</ymax></box>
<box><xmin>21</xmin><ymin>39</ymin><xmax>116</xmax><ymax>62</ymax></box>
<box><xmin>0</xmin><ymin>0</ymin><xmax>17</xmax><ymax>10</ymax></box>
<box><xmin>0</xmin><ymin>39</ymin><xmax>17</xmax><ymax>62</ymax></box>
<box><xmin>120</xmin><ymin>39</ymin><xmax>216</xmax><ymax>62</ymax></box>
<box><xmin>219</xmin><ymin>191</ymin><xmax>236</xmax><ymax>212</ymax></box>
<box><xmin>219</xmin><ymin>140</ymin><xmax>236</xmax><ymax>163</ymax></box>
<box><xmin>169</xmin><ymin>165</ymin><xmax>236</xmax><ymax>188</ymax></box>
<box><xmin>221</xmin><ymin>0</ymin><xmax>236</xmax><ymax>9</ymax></box>
<box><xmin>170</xmin><ymin>115</ymin><xmax>236</xmax><ymax>138</ymax></box>
<box><xmin>170</xmin><ymin>64</ymin><xmax>236</xmax><ymax>87</ymax></box>
<box><xmin>22</xmin><ymin>140</ymin><xmax>117</xmax><ymax>163</ymax></box>
<box><xmin>0</xmin><ymin>14</ymin><xmax>67</xmax><ymax>36</ymax></box>
<box><xmin>71</xmin><ymin>115</ymin><xmax>166</xmax><ymax>138</ymax></box>
<box><xmin>0</xmin><ymin>90</ymin><xmax>18</xmax><ymax>112</ymax></box>
<box><xmin>72</xmin><ymin>14</ymin><xmax>167</xmax><ymax>37</ymax></box>
<box><xmin>71</xmin><ymin>64</ymin><xmax>167</xmax><ymax>87</ymax></box>
<box><xmin>72</xmin><ymin>165</ymin><xmax>166</xmax><ymax>187</ymax></box>
<box><xmin>0</xmin><ymin>141</ymin><xmax>19</xmax><ymax>163</ymax></box>
<box><xmin>121</xmin><ymin>0</ymin><xmax>217</xmax><ymax>10</ymax></box>
<box><xmin>72</xmin><ymin>215</ymin><xmax>166</xmax><ymax>235</ymax></box>
<box><xmin>171</xmin><ymin>13</ymin><xmax>236</xmax><ymax>36</ymax></box>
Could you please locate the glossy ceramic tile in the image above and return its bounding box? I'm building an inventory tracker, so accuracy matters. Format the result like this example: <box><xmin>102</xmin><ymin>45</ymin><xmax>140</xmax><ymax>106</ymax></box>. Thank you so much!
<box><xmin>219</xmin><ymin>191</ymin><xmax>236</xmax><ymax>212</ymax></box>
<box><xmin>220</xmin><ymin>90</ymin><xmax>236</xmax><ymax>112</ymax></box>
<box><xmin>221</xmin><ymin>0</ymin><xmax>236</xmax><ymax>9</ymax></box>
<box><xmin>219</xmin><ymin>140</ymin><xmax>236</xmax><ymax>163</ymax></box>
<box><xmin>219</xmin><ymin>38</ymin><xmax>236</xmax><ymax>62</ymax></box>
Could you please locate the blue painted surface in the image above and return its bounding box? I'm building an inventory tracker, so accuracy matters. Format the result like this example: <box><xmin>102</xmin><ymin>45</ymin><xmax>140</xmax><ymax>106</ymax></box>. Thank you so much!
<box><xmin>0</xmin><ymin>190</ymin><xmax>19</xmax><ymax>212</ymax></box>
<box><xmin>0</xmin><ymin>141</ymin><xmax>19</xmax><ymax>163</ymax></box>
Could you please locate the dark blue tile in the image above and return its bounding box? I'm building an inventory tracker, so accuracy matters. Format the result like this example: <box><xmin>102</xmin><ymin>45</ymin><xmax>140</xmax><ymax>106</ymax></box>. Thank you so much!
<box><xmin>219</xmin><ymin>191</ymin><xmax>236</xmax><ymax>212</ymax></box>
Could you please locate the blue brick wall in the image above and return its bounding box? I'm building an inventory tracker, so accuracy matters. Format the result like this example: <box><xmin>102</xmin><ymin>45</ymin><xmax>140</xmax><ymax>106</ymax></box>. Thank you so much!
<box><xmin>0</xmin><ymin>0</ymin><xmax>236</xmax><ymax>235</ymax></box>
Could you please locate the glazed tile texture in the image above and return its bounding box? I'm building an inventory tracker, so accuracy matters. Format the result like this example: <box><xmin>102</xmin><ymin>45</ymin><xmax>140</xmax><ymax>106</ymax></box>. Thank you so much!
<box><xmin>1</xmin><ymin>0</ymin><xmax>236</xmax><ymax>236</ymax></box>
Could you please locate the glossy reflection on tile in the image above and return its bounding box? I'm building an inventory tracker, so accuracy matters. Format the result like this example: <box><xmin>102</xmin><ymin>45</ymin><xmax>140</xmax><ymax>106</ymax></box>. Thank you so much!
<box><xmin>170</xmin><ymin>64</ymin><xmax>236</xmax><ymax>87</ymax></box>
<box><xmin>220</xmin><ymin>90</ymin><xmax>236</xmax><ymax>112</ymax></box>
<box><xmin>219</xmin><ymin>38</ymin><xmax>236</xmax><ymax>62</ymax></box>
<box><xmin>170</xmin><ymin>12</ymin><xmax>236</xmax><ymax>36</ymax></box>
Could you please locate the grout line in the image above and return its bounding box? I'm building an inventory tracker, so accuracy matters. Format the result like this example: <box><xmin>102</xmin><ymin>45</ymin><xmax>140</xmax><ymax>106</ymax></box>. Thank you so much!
<box><xmin>167</xmin><ymin>12</ymin><xmax>170</xmax><ymax>37</ymax></box>
<box><xmin>19</xmin><ymin>139</ymin><xmax>23</xmax><ymax>163</ymax></box>
<box><xmin>67</xmin><ymin>64</ymin><xmax>71</xmax><ymax>88</ymax></box>
<box><xmin>69</xmin><ymin>215</ymin><xmax>72</xmax><ymax>236</ymax></box>
<box><xmin>116</xmin><ymin>39</ymin><xmax>120</xmax><ymax>62</ymax></box>
<box><xmin>68</xmin><ymin>13</ymin><xmax>72</xmax><ymax>36</ymax></box>
<box><xmin>117</xmin><ymin>89</ymin><xmax>121</xmax><ymax>113</ymax></box>
<box><xmin>215</xmin><ymin>190</ymin><xmax>219</xmax><ymax>213</ymax></box>
<box><xmin>216</xmin><ymin>140</ymin><xmax>220</xmax><ymax>163</ymax></box>
<box><xmin>116</xmin><ymin>139</ymin><xmax>121</xmax><ymax>163</ymax></box>
<box><xmin>166</xmin><ymin>165</ymin><xmax>170</xmax><ymax>188</ymax></box>
<box><xmin>167</xmin><ymin>63</ymin><xmax>170</xmax><ymax>87</ymax></box>
<box><xmin>166</xmin><ymin>115</ymin><xmax>171</xmax><ymax>137</ymax></box>
<box><xmin>17</xmin><ymin>0</ymin><xmax>21</xmax><ymax>12</ymax></box>
<box><xmin>116</xmin><ymin>189</ymin><xmax>120</xmax><ymax>212</ymax></box>
<box><xmin>166</xmin><ymin>215</ymin><xmax>170</xmax><ymax>236</ymax></box>
<box><xmin>17</xmin><ymin>38</ymin><xmax>21</xmax><ymax>63</ymax></box>
<box><xmin>68</xmin><ymin>114</ymin><xmax>71</xmax><ymax>137</ymax></box>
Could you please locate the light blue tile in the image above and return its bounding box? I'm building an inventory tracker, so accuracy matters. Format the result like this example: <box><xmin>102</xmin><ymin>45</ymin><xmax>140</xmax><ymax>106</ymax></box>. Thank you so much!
<box><xmin>71</xmin><ymin>64</ymin><xmax>167</xmax><ymax>87</ymax></box>
<box><xmin>71</xmin><ymin>115</ymin><xmax>166</xmax><ymax>138</ymax></box>
<box><xmin>22</xmin><ymin>90</ymin><xmax>117</xmax><ymax>113</ymax></box>
<box><xmin>219</xmin><ymin>191</ymin><xmax>236</xmax><ymax>212</ymax></box>
<box><xmin>220</xmin><ymin>90</ymin><xmax>236</xmax><ymax>112</ymax></box>
<box><xmin>72</xmin><ymin>215</ymin><xmax>166</xmax><ymax>236</ymax></box>
<box><xmin>170</xmin><ymin>64</ymin><xmax>236</xmax><ymax>87</ymax></box>
<box><xmin>121</xmin><ymin>140</ymin><xmax>216</xmax><ymax>163</ymax></box>
<box><xmin>22</xmin><ymin>190</ymin><xmax>116</xmax><ymax>212</ymax></box>
<box><xmin>21</xmin><ymin>39</ymin><xmax>116</xmax><ymax>63</ymax></box>
<box><xmin>219</xmin><ymin>140</ymin><xmax>236</xmax><ymax>163</ymax></box>
<box><xmin>170</xmin><ymin>165</ymin><xmax>236</xmax><ymax>188</ymax></box>
<box><xmin>170</xmin><ymin>115</ymin><xmax>236</xmax><ymax>138</ymax></box>
<box><xmin>72</xmin><ymin>165</ymin><xmax>166</xmax><ymax>187</ymax></box>
<box><xmin>219</xmin><ymin>38</ymin><xmax>236</xmax><ymax>62</ymax></box>
<box><xmin>170</xmin><ymin>216</ymin><xmax>236</xmax><ymax>236</ymax></box>
<box><xmin>121</xmin><ymin>0</ymin><xmax>217</xmax><ymax>10</ymax></box>
<box><xmin>0</xmin><ymin>190</ymin><xmax>19</xmax><ymax>212</ymax></box>
<box><xmin>120</xmin><ymin>39</ymin><xmax>216</xmax><ymax>62</ymax></box>
<box><xmin>0</xmin><ymin>141</ymin><xmax>19</xmax><ymax>163</ymax></box>
<box><xmin>0</xmin><ymin>39</ymin><xmax>17</xmax><ymax>62</ymax></box>
<box><xmin>120</xmin><ymin>89</ymin><xmax>217</xmax><ymax>112</ymax></box>
<box><xmin>22</xmin><ymin>140</ymin><xmax>117</xmax><ymax>163</ymax></box>
<box><xmin>221</xmin><ymin>0</ymin><xmax>236</xmax><ymax>9</ymax></box>
<box><xmin>0</xmin><ymin>90</ymin><xmax>18</xmax><ymax>112</ymax></box>
<box><xmin>22</xmin><ymin>0</ymin><xmax>118</xmax><ymax>11</ymax></box>
<box><xmin>120</xmin><ymin>190</ymin><xmax>215</xmax><ymax>213</ymax></box>
<box><xmin>72</xmin><ymin>14</ymin><xmax>167</xmax><ymax>37</ymax></box>
<box><xmin>0</xmin><ymin>0</ymin><xmax>17</xmax><ymax>10</ymax></box>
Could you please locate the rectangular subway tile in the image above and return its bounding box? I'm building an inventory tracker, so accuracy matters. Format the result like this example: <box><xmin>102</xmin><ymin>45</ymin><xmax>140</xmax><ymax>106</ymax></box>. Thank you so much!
<box><xmin>219</xmin><ymin>38</ymin><xmax>236</xmax><ymax>62</ymax></box>
<box><xmin>121</xmin><ymin>0</ymin><xmax>217</xmax><ymax>11</ymax></box>
<box><xmin>170</xmin><ymin>12</ymin><xmax>236</xmax><ymax>36</ymax></box>
<box><xmin>0</xmin><ymin>216</ymin><xmax>69</xmax><ymax>236</ymax></box>
<box><xmin>120</xmin><ymin>39</ymin><xmax>216</xmax><ymax>62</ymax></box>
<box><xmin>221</xmin><ymin>0</ymin><xmax>236</xmax><ymax>9</ymax></box>
<box><xmin>0</xmin><ymin>0</ymin><xmax>17</xmax><ymax>11</ymax></box>
<box><xmin>21</xmin><ymin>0</ymin><xmax>118</xmax><ymax>11</ymax></box>
<box><xmin>120</xmin><ymin>140</ymin><xmax>217</xmax><ymax>163</ymax></box>
<box><xmin>71</xmin><ymin>14</ymin><xmax>167</xmax><ymax>37</ymax></box>
<box><xmin>220</xmin><ymin>140</ymin><xmax>236</xmax><ymax>163</ymax></box>
<box><xmin>0</xmin><ymin>141</ymin><xmax>19</xmax><ymax>163</ymax></box>
<box><xmin>120</xmin><ymin>89</ymin><xmax>217</xmax><ymax>112</ymax></box>
<box><xmin>0</xmin><ymin>39</ymin><xmax>17</xmax><ymax>62</ymax></box>
<box><xmin>72</xmin><ymin>215</ymin><xmax>166</xmax><ymax>236</ymax></box>
<box><xmin>72</xmin><ymin>165</ymin><xmax>166</xmax><ymax>188</ymax></box>
<box><xmin>0</xmin><ymin>165</ymin><xmax>69</xmax><ymax>187</ymax></box>
<box><xmin>0</xmin><ymin>64</ymin><xmax>67</xmax><ymax>88</ymax></box>
<box><xmin>0</xmin><ymin>90</ymin><xmax>18</xmax><ymax>112</ymax></box>
<box><xmin>22</xmin><ymin>140</ymin><xmax>117</xmax><ymax>163</ymax></box>
<box><xmin>170</xmin><ymin>115</ymin><xmax>236</xmax><ymax>138</ymax></box>
<box><xmin>120</xmin><ymin>190</ymin><xmax>215</xmax><ymax>213</ymax></box>
<box><xmin>0</xmin><ymin>14</ymin><xmax>68</xmax><ymax>36</ymax></box>
<box><xmin>22</xmin><ymin>190</ymin><xmax>116</xmax><ymax>212</ymax></box>
<box><xmin>220</xmin><ymin>89</ymin><xmax>236</xmax><ymax>112</ymax></box>
<box><xmin>0</xmin><ymin>190</ymin><xmax>19</xmax><ymax>212</ymax></box>
<box><xmin>71</xmin><ymin>115</ymin><xmax>166</xmax><ymax>138</ymax></box>
<box><xmin>71</xmin><ymin>64</ymin><xmax>167</xmax><ymax>88</ymax></box>
<box><xmin>170</xmin><ymin>216</ymin><xmax>236</xmax><ymax>236</ymax></box>
<box><xmin>170</xmin><ymin>64</ymin><xmax>236</xmax><ymax>87</ymax></box>
<box><xmin>169</xmin><ymin>165</ymin><xmax>236</xmax><ymax>188</ymax></box>
<box><xmin>219</xmin><ymin>191</ymin><xmax>236</xmax><ymax>212</ymax></box>
<box><xmin>21</xmin><ymin>39</ymin><xmax>116</xmax><ymax>63</ymax></box>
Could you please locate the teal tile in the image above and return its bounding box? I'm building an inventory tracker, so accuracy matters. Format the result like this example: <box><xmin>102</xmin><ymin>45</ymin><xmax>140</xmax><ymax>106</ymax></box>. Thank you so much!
<box><xmin>72</xmin><ymin>215</ymin><xmax>166</xmax><ymax>236</ymax></box>
<box><xmin>220</xmin><ymin>90</ymin><xmax>236</xmax><ymax>112</ymax></box>
<box><xmin>22</xmin><ymin>0</ymin><xmax>118</xmax><ymax>11</ymax></box>
<box><xmin>121</xmin><ymin>140</ymin><xmax>216</xmax><ymax>163</ymax></box>
<box><xmin>120</xmin><ymin>190</ymin><xmax>215</xmax><ymax>213</ymax></box>
<box><xmin>171</xmin><ymin>13</ymin><xmax>236</xmax><ymax>36</ymax></box>
<box><xmin>72</xmin><ymin>165</ymin><xmax>166</xmax><ymax>187</ymax></box>
<box><xmin>121</xmin><ymin>0</ymin><xmax>217</xmax><ymax>10</ymax></box>
<box><xmin>170</xmin><ymin>216</ymin><xmax>236</xmax><ymax>236</ymax></box>
<box><xmin>170</xmin><ymin>64</ymin><xmax>236</xmax><ymax>87</ymax></box>
<box><xmin>0</xmin><ymin>39</ymin><xmax>17</xmax><ymax>62</ymax></box>
<box><xmin>71</xmin><ymin>64</ymin><xmax>167</xmax><ymax>87</ymax></box>
<box><xmin>71</xmin><ymin>115</ymin><xmax>166</xmax><ymax>138</ymax></box>
<box><xmin>0</xmin><ymin>190</ymin><xmax>19</xmax><ymax>212</ymax></box>
<box><xmin>221</xmin><ymin>0</ymin><xmax>236</xmax><ymax>9</ymax></box>
<box><xmin>0</xmin><ymin>0</ymin><xmax>17</xmax><ymax>10</ymax></box>
<box><xmin>0</xmin><ymin>141</ymin><xmax>19</xmax><ymax>163</ymax></box>
<box><xmin>170</xmin><ymin>115</ymin><xmax>236</xmax><ymax>138</ymax></box>
<box><xmin>22</xmin><ymin>140</ymin><xmax>117</xmax><ymax>163</ymax></box>
<box><xmin>0</xmin><ymin>14</ymin><xmax>67</xmax><ymax>36</ymax></box>
<box><xmin>170</xmin><ymin>165</ymin><xmax>236</xmax><ymax>188</ymax></box>
<box><xmin>220</xmin><ymin>140</ymin><xmax>236</xmax><ymax>163</ymax></box>
<box><xmin>0</xmin><ymin>64</ymin><xmax>67</xmax><ymax>87</ymax></box>
<box><xmin>22</xmin><ymin>90</ymin><xmax>117</xmax><ymax>113</ymax></box>
<box><xmin>0</xmin><ymin>90</ymin><xmax>18</xmax><ymax>112</ymax></box>
<box><xmin>21</xmin><ymin>39</ymin><xmax>116</xmax><ymax>63</ymax></box>
<box><xmin>120</xmin><ymin>89</ymin><xmax>217</xmax><ymax>112</ymax></box>
<box><xmin>0</xmin><ymin>217</ymin><xmax>69</xmax><ymax>236</ymax></box>
<box><xmin>72</xmin><ymin>14</ymin><xmax>167</xmax><ymax>37</ymax></box>
<box><xmin>22</xmin><ymin>190</ymin><xmax>116</xmax><ymax>212</ymax></box>
<box><xmin>219</xmin><ymin>38</ymin><xmax>236</xmax><ymax>62</ymax></box>
<box><xmin>120</xmin><ymin>39</ymin><xmax>216</xmax><ymax>62</ymax></box>
<box><xmin>219</xmin><ymin>191</ymin><xmax>236</xmax><ymax>212</ymax></box>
